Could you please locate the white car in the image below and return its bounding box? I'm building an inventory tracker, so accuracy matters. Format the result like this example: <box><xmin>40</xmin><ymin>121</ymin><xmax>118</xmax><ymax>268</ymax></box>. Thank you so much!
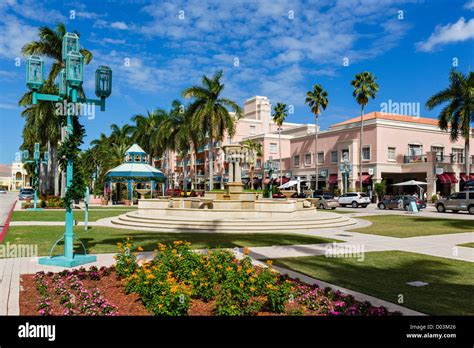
<box><xmin>338</xmin><ymin>192</ymin><xmax>371</xmax><ymax>208</ymax></box>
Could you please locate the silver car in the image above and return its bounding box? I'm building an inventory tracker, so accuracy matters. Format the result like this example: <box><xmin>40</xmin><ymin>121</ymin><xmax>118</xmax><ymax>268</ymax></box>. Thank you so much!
<box><xmin>313</xmin><ymin>194</ymin><xmax>338</xmax><ymax>210</ymax></box>
<box><xmin>436</xmin><ymin>191</ymin><xmax>474</xmax><ymax>214</ymax></box>
<box><xmin>19</xmin><ymin>188</ymin><xmax>34</xmax><ymax>200</ymax></box>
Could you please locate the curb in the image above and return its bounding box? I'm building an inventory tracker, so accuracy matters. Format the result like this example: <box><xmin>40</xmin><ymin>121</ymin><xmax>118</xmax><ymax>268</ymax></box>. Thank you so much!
<box><xmin>0</xmin><ymin>199</ymin><xmax>17</xmax><ymax>243</ymax></box>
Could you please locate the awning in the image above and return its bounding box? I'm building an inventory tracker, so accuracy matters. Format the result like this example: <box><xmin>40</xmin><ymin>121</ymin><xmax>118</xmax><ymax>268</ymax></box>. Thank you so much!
<box><xmin>357</xmin><ymin>173</ymin><xmax>372</xmax><ymax>184</ymax></box>
<box><xmin>437</xmin><ymin>173</ymin><xmax>458</xmax><ymax>184</ymax></box>
<box><xmin>328</xmin><ymin>174</ymin><xmax>338</xmax><ymax>184</ymax></box>
<box><xmin>460</xmin><ymin>173</ymin><xmax>474</xmax><ymax>181</ymax></box>
<box><xmin>276</xmin><ymin>177</ymin><xmax>290</xmax><ymax>184</ymax></box>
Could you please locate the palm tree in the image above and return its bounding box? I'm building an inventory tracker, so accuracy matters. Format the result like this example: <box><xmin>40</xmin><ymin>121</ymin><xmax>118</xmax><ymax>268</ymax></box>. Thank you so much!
<box><xmin>183</xmin><ymin>70</ymin><xmax>242</xmax><ymax>191</ymax></box>
<box><xmin>305</xmin><ymin>84</ymin><xmax>329</xmax><ymax>191</ymax></box>
<box><xmin>131</xmin><ymin>109</ymin><xmax>168</xmax><ymax>165</ymax></box>
<box><xmin>426</xmin><ymin>69</ymin><xmax>474</xmax><ymax>178</ymax></box>
<box><xmin>351</xmin><ymin>72</ymin><xmax>379</xmax><ymax>192</ymax></box>
<box><xmin>20</xmin><ymin>23</ymin><xmax>93</xmax><ymax>196</ymax></box>
<box><xmin>272</xmin><ymin>102</ymin><xmax>288</xmax><ymax>185</ymax></box>
<box><xmin>242</xmin><ymin>139</ymin><xmax>263</xmax><ymax>190</ymax></box>
<box><xmin>109</xmin><ymin>123</ymin><xmax>133</xmax><ymax>147</ymax></box>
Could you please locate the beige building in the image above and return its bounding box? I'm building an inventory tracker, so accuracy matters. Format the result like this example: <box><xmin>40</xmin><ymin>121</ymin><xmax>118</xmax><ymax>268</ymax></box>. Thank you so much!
<box><xmin>0</xmin><ymin>162</ymin><xmax>30</xmax><ymax>190</ymax></box>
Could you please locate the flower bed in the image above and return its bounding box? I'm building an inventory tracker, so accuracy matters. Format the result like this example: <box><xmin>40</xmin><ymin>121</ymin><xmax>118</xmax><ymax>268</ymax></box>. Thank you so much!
<box><xmin>20</xmin><ymin>240</ymin><xmax>401</xmax><ymax>316</ymax></box>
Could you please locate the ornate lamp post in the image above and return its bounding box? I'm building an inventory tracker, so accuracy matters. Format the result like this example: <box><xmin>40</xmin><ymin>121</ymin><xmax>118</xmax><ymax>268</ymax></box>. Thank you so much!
<box><xmin>22</xmin><ymin>143</ymin><xmax>49</xmax><ymax>211</ymax></box>
<box><xmin>26</xmin><ymin>32</ymin><xmax>112</xmax><ymax>267</ymax></box>
<box><xmin>339</xmin><ymin>155</ymin><xmax>352</xmax><ymax>194</ymax></box>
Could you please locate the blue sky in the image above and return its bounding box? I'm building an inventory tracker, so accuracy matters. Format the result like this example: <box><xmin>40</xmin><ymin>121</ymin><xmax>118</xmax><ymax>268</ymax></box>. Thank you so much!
<box><xmin>0</xmin><ymin>0</ymin><xmax>473</xmax><ymax>163</ymax></box>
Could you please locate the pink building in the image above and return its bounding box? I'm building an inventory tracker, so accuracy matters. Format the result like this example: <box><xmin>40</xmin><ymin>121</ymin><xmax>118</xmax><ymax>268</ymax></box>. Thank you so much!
<box><xmin>156</xmin><ymin>96</ymin><xmax>473</xmax><ymax>196</ymax></box>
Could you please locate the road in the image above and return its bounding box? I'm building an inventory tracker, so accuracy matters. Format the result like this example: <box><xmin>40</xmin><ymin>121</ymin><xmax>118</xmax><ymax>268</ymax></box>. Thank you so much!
<box><xmin>0</xmin><ymin>191</ymin><xmax>18</xmax><ymax>229</ymax></box>
<box><xmin>336</xmin><ymin>202</ymin><xmax>474</xmax><ymax>220</ymax></box>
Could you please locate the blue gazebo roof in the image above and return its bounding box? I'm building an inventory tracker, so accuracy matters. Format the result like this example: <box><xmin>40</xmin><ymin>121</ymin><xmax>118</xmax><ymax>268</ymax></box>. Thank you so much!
<box><xmin>106</xmin><ymin>144</ymin><xmax>165</xmax><ymax>182</ymax></box>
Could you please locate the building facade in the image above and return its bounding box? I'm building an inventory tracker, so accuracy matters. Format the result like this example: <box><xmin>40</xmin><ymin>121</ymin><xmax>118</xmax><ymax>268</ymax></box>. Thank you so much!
<box><xmin>0</xmin><ymin>162</ymin><xmax>30</xmax><ymax>190</ymax></box>
<box><xmin>155</xmin><ymin>96</ymin><xmax>473</xmax><ymax>196</ymax></box>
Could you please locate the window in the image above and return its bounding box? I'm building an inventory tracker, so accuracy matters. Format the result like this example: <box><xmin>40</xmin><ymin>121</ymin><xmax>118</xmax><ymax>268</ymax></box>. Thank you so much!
<box><xmin>135</xmin><ymin>155</ymin><xmax>141</xmax><ymax>162</ymax></box>
<box><xmin>249</xmin><ymin>125</ymin><xmax>256</xmax><ymax>135</ymax></box>
<box><xmin>431</xmin><ymin>146</ymin><xmax>444</xmax><ymax>162</ymax></box>
<box><xmin>269</xmin><ymin>143</ymin><xmax>277</xmax><ymax>154</ymax></box>
<box><xmin>454</xmin><ymin>192</ymin><xmax>466</xmax><ymax>199</ymax></box>
<box><xmin>304</xmin><ymin>153</ymin><xmax>312</xmax><ymax>165</ymax></box>
<box><xmin>293</xmin><ymin>155</ymin><xmax>300</xmax><ymax>167</ymax></box>
<box><xmin>330</xmin><ymin>151</ymin><xmax>338</xmax><ymax>163</ymax></box>
<box><xmin>408</xmin><ymin>144</ymin><xmax>422</xmax><ymax>157</ymax></box>
<box><xmin>452</xmin><ymin>148</ymin><xmax>464</xmax><ymax>164</ymax></box>
<box><xmin>256</xmin><ymin>159</ymin><xmax>261</xmax><ymax>169</ymax></box>
<box><xmin>388</xmin><ymin>147</ymin><xmax>396</xmax><ymax>161</ymax></box>
<box><xmin>362</xmin><ymin>146</ymin><xmax>371</xmax><ymax>160</ymax></box>
<box><xmin>273</xmin><ymin>161</ymin><xmax>280</xmax><ymax>170</ymax></box>
<box><xmin>317</xmin><ymin>152</ymin><xmax>324</xmax><ymax>164</ymax></box>
<box><xmin>341</xmin><ymin>149</ymin><xmax>349</xmax><ymax>162</ymax></box>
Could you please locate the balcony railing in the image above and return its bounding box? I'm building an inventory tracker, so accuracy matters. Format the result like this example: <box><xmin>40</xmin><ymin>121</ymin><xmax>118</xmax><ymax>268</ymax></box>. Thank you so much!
<box><xmin>404</xmin><ymin>153</ymin><xmax>472</xmax><ymax>164</ymax></box>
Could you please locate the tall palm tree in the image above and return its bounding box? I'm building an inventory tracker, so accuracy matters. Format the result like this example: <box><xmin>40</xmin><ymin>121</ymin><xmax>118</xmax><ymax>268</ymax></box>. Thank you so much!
<box><xmin>426</xmin><ymin>69</ymin><xmax>474</xmax><ymax>178</ymax></box>
<box><xmin>305</xmin><ymin>84</ymin><xmax>329</xmax><ymax>191</ymax></box>
<box><xmin>109</xmin><ymin>123</ymin><xmax>133</xmax><ymax>147</ymax></box>
<box><xmin>242</xmin><ymin>139</ymin><xmax>263</xmax><ymax>190</ymax></box>
<box><xmin>272</xmin><ymin>102</ymin><xmax>288</xmax><ymax>185</ymax></box>
<box><xmin>351</xmin><ymin>72</ymin><xmax>379</xmax><ymax>192</ymax></box>
<box><xmin>131</xmin><ymin>109</ymin><xmax>168</xmax><ymax>165</ymax></box>
<box><xmin>183</xmin><ymin>70</ymin><xmax>242</xmax><ymax>191</ymax></box>
<box><xmin>20</xmin><ymin>23</ymin><xmax>93</xmax><ymax>195</ymax></box>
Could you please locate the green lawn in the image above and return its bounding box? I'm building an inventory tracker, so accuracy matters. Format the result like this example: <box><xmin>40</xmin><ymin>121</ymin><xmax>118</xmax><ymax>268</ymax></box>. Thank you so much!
<box><xmin>458</xmin><ymin>243</ymin><xmax>474</xmax><ymax>248</ymax></box>
<box><xmin>11</xmin><ymin>208</ymin><xmax>136</xmax><ymax>222</ymax></box>
<box><xmin>350</xmin><ymin>215</ymin><xmax>474</xmax><ymax>237</ymax></box>
<box><xmin>3</xmin><ymin>225</ymin><xmax>342</xmax><ymax>256</ymax></box>
<box><xmin>271</xmin><ymin>251</ymin><xmax>474</xmax><ymax>315</ymax></box>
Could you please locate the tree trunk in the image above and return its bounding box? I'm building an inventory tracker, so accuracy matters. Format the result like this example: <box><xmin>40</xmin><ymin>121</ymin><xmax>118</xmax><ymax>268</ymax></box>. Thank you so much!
<box><xmin>359</xmin><ymin>106</ymin><xmax>365</xmax><ymax>192</ymax></box>
<box><xmin>466</xmin><ymin>133</ymin><xmax>471</xmax><ymax>177</ymax></box>
<box><xmin>208</xmin><ymin>138</ymin><xmax>213</xmax><ymax>191</ymax></box>
<box><xmin>250</xmin><ymin>166</ymin><xmax>254</xmax><ymax>190</ymax></box>
<box><xmin>278</xmin><ymin>127</ymin><xmax>282</xmax><ymax>184</ymax></box>
<box><xmin>51</xmin><ymin>143</ymin><xmax>59</xmax><ymax>196</ymax></box>
<box><xmin>315</xmin><ymin>114</ymin><xmax>319</xmax><ymax>191</ymax></box>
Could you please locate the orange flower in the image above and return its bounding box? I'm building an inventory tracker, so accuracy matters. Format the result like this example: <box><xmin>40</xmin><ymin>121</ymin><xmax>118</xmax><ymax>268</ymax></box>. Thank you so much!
<box><xmin>137</xmin><ymin>246</ymin><xmax>144</xmax><ymax>251</ymax></box>
<box><xmin>243</xmin><ymin>247</ymin><xmax>249</xmax><ymax>255</ymax></box>
<box><xmin>246</xmin><ymin>269</ymin><xmax>252</xmax><ymax>274</ymax></box>
<box><xmin>266</xmin><ymin>260</ymin><xmax>273</xmax><ymax>266</ymax></box>
<box><xmin>117</xmin><ymin>242</ymin><xmax>123</xmax><ymax>248</ymax></box>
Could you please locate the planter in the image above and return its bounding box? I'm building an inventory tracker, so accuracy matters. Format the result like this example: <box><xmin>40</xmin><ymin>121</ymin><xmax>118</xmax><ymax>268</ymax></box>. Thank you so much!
<box><xmin>123</xmin><ymin>199</ymin><xmax>131</xmax><ymax>206</ymax></box>
<box><xmin>101</xmin><ymin>199</ymin><xmax>108</xmax><ymax>206</ymax></box>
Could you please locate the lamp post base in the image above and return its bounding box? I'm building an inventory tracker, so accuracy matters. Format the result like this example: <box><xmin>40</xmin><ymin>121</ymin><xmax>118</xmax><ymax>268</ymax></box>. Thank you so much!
<box><xmin>38</xmin><ymin>254</ymin><xmax>97</xmax><ymax>268</ymax></box>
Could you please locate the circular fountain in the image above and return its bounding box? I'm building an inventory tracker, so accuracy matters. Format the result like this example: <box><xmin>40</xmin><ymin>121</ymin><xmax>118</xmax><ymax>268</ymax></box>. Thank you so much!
<box><xmin>111</xmin><ymin>144</ymin><xmax>356</xmax><ymax>232</ymax></box>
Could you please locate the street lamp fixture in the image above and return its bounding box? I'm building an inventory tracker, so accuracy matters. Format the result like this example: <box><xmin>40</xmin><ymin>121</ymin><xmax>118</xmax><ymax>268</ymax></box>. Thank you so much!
<box><xmin>27</xmin><ymin>32</ymin><xmax>112</xmax><ymax>268</ymax></box>
<box><xmin>26</xmin><ymin>55</ymin><xmax>44</xmax><ymax>92</ymax></box>
<box><xmin>95</xmin><ymin>65</ymin><xmax>112</xmax><ymax>98</ymax></box>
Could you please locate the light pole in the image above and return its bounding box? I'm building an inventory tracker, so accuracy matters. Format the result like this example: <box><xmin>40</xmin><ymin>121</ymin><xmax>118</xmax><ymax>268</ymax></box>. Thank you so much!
<box><xmin>339</xmin><ymin>155</ymin><xmax>352</xmax><ymax>194</ymax></box>
<box><xmin>27</xmin><ymin>32</ymin><xmax>112</xmax><ymax>267</ymax></box>
<box><xmin>22</xmin><ymin>143</ymin><xmax>49</xmax><ymax>211</ymax></box>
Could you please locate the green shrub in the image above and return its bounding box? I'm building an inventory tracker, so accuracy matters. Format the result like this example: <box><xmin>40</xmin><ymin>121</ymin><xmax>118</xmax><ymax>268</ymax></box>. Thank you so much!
<box><xmin>115</xmin><ymin>238</ymin><xmax>138</xmax><ymax>278</ymax></box>
<box><xmin>431</xmin><ymin>194</ymin><xmax>438</xmax><ymax>203</ymax></box>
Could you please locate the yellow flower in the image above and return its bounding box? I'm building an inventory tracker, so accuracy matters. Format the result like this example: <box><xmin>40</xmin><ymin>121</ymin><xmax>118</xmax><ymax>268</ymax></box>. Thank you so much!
<box><xmin>158</xmin><ymin>304</ymin><xmax>163</xmax><ymax>309</ymax></box>
<box><xmin>237</xmin><ymin>266</ymin><xmax>242</xmax><ymax>272</ymax></box>
<box><xmin>171</xmin><ymin>285</ymin><xmax>179</xmax><ymax>293</ymax></box>
<box><xmin>147</xmin><ymin>274</ymin><xmax>155</xmax><ymax>280</ymax></box>
<box><xmin>217</xmin><ymin>265</ymin><xmax>223</xmax><ymax>269</ymax></box>
<box><xmin>191</xmin><ymin>271</ymin><xmax>196</xmax><ymax>276</ymax></box>
<box><xmin>137</xmin><ymin>246</ymin><xmax>143</xmax><ymax>251</ymax></box>
<box><xmin>117</xmin><ymin>242</ymin><xmax>123</xmax><ymax>248</ymax></box>
<box><xmin>250</xmin><ymin>286</ymin><xmax>255</xmax><ymax>292</ymax></box>
<box><xmin>173</xmin><ymin>241</ymin><xmax>183</xmax><ymax>245</ymax></box>
<box><xmin>243</xmin><ymin>247</ymin><xmax>249</xmax><ymax>255</ymax></box>
<box><xmin>246</xmin><ymin>269</ymin><xmax>252</xmax><ymax>275</ymax></box>
<box><xmin>226</xmin><ymin>266</ymin><xmax>232</xmax><ymax>271</ymax></box>
<box><xmin>126</xmin><ymin>243</ymin><xmax>131</xmax><ymax>248</ymax></box>
<box><xmin>266</xmin><ymin>260</ymin><xmax>273</xmax><ymax>266</ymax></box>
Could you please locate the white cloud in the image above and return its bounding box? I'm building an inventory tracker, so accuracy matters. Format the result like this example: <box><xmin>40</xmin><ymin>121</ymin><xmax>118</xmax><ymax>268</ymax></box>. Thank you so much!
<box><xmin>110</xmin><ymin>21</ymin><xmax>128</xmax><ymax>30</ymax></box>
<box><xmin>416</xmin><ymin>17</ymin><xmax>474</xmax><ymax>52</ymax></box>
<box><xmin>464</xmin><ymin>0</ymin><xmax>474</xmax><ymax>10</ymax></box>
<box><xmin>0</xmin><ymin>14</ymin><xmax>37</xmax><ymax>58</ymax></box>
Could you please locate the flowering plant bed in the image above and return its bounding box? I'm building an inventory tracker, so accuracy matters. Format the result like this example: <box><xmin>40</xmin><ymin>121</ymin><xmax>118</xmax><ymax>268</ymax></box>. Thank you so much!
<box><xmin>20</xmin><ymin>240</ymin><xmax>401</xmax><ymax>316</ymax></box>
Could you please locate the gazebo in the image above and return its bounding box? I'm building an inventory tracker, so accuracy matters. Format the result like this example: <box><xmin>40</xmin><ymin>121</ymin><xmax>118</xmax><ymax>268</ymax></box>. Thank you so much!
<box><xmin>106</xmin><ymin>144</ymin><xmax>165</xmax><ymax>203</ymax></box>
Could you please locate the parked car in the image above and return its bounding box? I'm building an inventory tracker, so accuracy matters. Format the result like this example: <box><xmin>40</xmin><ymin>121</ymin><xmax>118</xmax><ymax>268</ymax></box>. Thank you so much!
<box><xmin>313</xmin><ymin>194</ymin><xmax>338</xmax><ymax>210</ymax></box>
<box><xmin>18</xmin><ymin>188</ymin><xmax>34</xmax><ymax>200</ymax></box>
<box><xmin>377</xmin><ymin>195</ymin><xmax>426</xmax><ymax>211</ymax></box>
<box><xmin>166</xmin><ymin>188</ymin><xmax>182</xmax><ymax>197</ymax></box>
<box><xmin>0</xmin><ymin>188</ymin><xmax>6</xmax><ymax>194</ymax></box>
<box><xmin>435</xmin><ymin>191</ymin><xmax>474</xmax><ymax>214</ymax></box>
<box><xmin>338</xmin><ymin>192</ymin><xmax>370</xmax><ymax>208</ymax></box>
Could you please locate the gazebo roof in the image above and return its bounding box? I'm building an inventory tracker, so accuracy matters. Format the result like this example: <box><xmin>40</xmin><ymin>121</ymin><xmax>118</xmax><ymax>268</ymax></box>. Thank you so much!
<box><xmin>125</xmin><ymin>143</ymin><xmax>146</xmax><ymax>155</ymax></box>
<box><xmin>106</xmin><ymin>161</ymin><xmax>165</xmax><ymax>181</ymax></box>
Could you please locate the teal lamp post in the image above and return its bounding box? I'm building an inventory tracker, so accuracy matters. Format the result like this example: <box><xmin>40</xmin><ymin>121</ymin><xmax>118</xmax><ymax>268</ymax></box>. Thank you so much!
<box><xmin>339</xmin><ymin>156</ymin><xmax>352</xmax><ymax>194</ymax></box>
<box><xmin>22</xmin><ymin>143</ymin><xmax>49</xmax><ymax>211</ymax></box>
<box><xmin>26</xmin><ymin>32</ymin><xmax>112</xmax><ymax>268</ymax></box>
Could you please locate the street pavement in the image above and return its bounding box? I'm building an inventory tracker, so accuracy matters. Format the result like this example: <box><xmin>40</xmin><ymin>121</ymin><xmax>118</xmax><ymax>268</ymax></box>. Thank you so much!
<box><xmin>0</xmin><ymin>191</ymin><xmax>17</xmax><ymax>229</ymax></box>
